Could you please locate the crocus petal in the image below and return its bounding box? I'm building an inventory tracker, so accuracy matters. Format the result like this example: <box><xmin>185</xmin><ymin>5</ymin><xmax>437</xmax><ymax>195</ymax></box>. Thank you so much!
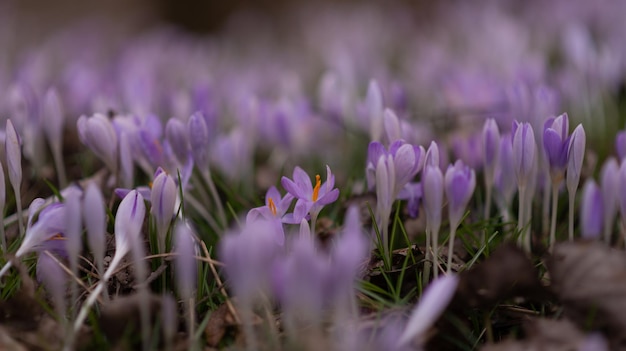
<box><xmin>292</xmin><ymin>166</ymin><xmax>313</xmax><ymax>195</ymax></box>
<box><xmin>393</xmin><ymin>143</ymin><xmax>418</xmax><ymax>191</ymax></box>
<box><xmin>5</xmin><ymin>119</ymin><xmax>22</xmax><ymax>191</ymax></box>
<box><xmin>281</xmin><ymin>176</ymin><xmax>307</xmax><ymax>199</ymax></box>
<box><xmin>566</xmin><ymin>124</ymin><xmax>586</xmax><ymax>194</ymax></box>
<box><xmin>165</xmin><ymin>118</ymin><xmax>190</xmax><ymax>163</ymax></box>
<box><xmin>174</xmin><ymin>221</ymin><xmax>197</xmax><ymax>300</ymax></box>
<box><xmin>482</xmin><ymin>118</ymin><xmax>500</xmax><ymax>170</ymax></box>
<box><xmin>397</xmin><ymin>274</ymin><xmax>459</xmax><ymax>346</ymax></box>
<box><xmin>384</xmin><ymin>108</ymin><xmax>402</xmax><ymax>143</ymax></box>
<box><xmin>42</xmin><ymin>88</ymin><xmax>64</xmax><ymax>150</ymax></box>
<box><xmin>580</xmin><ymin>180</ymin><xmax>603</xmax><ymax>240</ymax></box>
<box><xmin>423</xmin><ymin>166</ymin><xmax>444</xmax><ymax>233</ymax></box>
<box><xmin>188</xmin><ymin>112</ymin><xmax>210</xmax><ymax>170</ymax></box>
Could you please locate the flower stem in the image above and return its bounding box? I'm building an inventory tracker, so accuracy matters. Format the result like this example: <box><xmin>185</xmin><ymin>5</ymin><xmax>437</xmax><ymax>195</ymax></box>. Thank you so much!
<box><xmin>446</xmin><ymin>224</ymin><xmax>457</xmax><ymax>274</ymax></box>
<box><xmin>517</xmin><ymin>185</ymin><xmax>526</xmax><ymax>249</ymax></box>
<box><xmin>549</xmin><ymin>185</ymin><xmax>559</xmax><ymax>252</ymax></box>
<box><xmin>568</xmin><ymin>190</ymin><xmax>575</xmax><ymax>241</ymax></box>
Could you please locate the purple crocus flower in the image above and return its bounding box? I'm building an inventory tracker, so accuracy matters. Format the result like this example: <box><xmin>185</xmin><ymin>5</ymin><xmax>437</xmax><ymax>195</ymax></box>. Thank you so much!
<box><xmin>397</xmin><ymin>182</ymin><xmax>422</xmax><ymax>218</ymax></box>
<box><xmin>580</xmin><ymin>179</ymin><xmax>603</xmax><ymax>240</ymax></box>
<box><xmin>566</xmin><ymin>124</ymin><xmax>586</xmax><ymax>241</ymax></box>
<box><xmin>77</xmin><ymin>114</ymin><xmax>118</xmax><ymax>173</ymax></box>
<box><xmin>397</xmin><ymin>274</ymin><xmax>459</xmax><ymax>347</ymax></box>
<box><xmin>423</xmin><ymin>164</ymin><xmax>444</xmax><ymax>277</ymax></box>
<box><xmin>165</xmin><ymin>118</ymin><xmax>190</xmax><ymax>164</ymax></box>
<box><xmin>366</xmin><ymin>140</ymin><xmax>425</xmax><ymax>196</ymax></box>
<box><xmin>281</xmin><ymin>165</ymin><xmax>339</xmax><ymax>223</ymax></box>
<box><xmin>151</xmin><ymin>168</ymin><xmax>178</xmax><ymax>253</ymax></box>
<box><xmin>600</xmin><ymin>158</ymin><xmax>619</xmax><ymax>243</ymax></box>
<box><xmin>83</xmin><ymin>183</ymin><xmax>106</xmax><ymax>275</ymax></box>
<box><xmin>512</xmin><ymin>121</ymin><xmax>536</xmax><ymax>188</ymax></box>
<box><xmin>543</xmin><ymin>113</ymin><xmax>570</xmax><ymax>182</ymax></box>
<box><xmin>444</xmin><ymin>160</ymin><xmax>476</xmax><ymax>273</ymax></box>
<box><xmin>173</xmin><ymin>221</ymin><xmax>198</xmax><ymax>301</ymax></box>
<box><xmin>246</xmin><ymin>186</ymin><xmax>296</xmax><ymax>245</ymax></box>
<box><xmin>188</xmin><ymin>111</ymin><xmax>210</xmax><ymax>171</ymax></box>
<box><xmin>445</xmin><ymin>160</ymin><xmax>476</xmax><ymax>231</ymax></box>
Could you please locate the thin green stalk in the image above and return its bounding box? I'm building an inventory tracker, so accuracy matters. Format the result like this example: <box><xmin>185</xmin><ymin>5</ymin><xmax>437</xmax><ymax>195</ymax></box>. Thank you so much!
<box><xmin>517</xmin><ymin>185</ymin><xmax>526</xmax><ymax>249</ymax></box>
<box><xmin>201</xmin><ymin>169</ymin><xmax>227</xmax><ymax>228</ymax></box>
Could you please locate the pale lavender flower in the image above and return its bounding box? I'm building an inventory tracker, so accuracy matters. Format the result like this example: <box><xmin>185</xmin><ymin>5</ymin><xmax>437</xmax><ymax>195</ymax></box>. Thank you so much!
<box><xmin>246</xmin><ymin>186</ymin><xmax>296</xmax><ymax>245</ymax></box>
<box><xmin>220</xmin><ymin>220</ymin><xmax>281</xmax><ymax>302</ymax></box>
<box><xmin>281</xmin><ymin>165</ymin><xmax>339</xmax><ymax>223</ymax></box>
<box><xmin>42</xmin><ymin>88</ymin><xmax>67</xmax><ymax>187</ymax></box>
<box><xmin>151</xmin><ymin>168</ymin><xmax>177</xmax><ymax>253</ymax></box>
<box><xmin>600</xmin><ymin>158</ymin><xmax>619</xmax><ymax>243</ymax></box>
<box><xmin>494</xmin><ymin>134</ymin><xmax>516</xmax><ymax>218</ymax></box>
<box><xmin>63</xmin><ymin>190</ymin><xmax>82</xmax><ymax>269</ymax></box>
<box><xmin>174</xmin><ymin>221</ymin><xmax>197</xmax><ymax>300</ymax></box>
<box><xmin>15</xmin><ymin>202</ymin><xmax>67</xmax><ymax>258</ymax></box>
<box><xmin>423</xmin><ymin>164</ymin><xmax>444</xmax><ymax>278</ymax></box>
<box><xmin>580</xmin><ymin>179</ymin><xmax>602</xmax><ymax>240</ymax></box>
<box><xmin>83</xmin><ymin>183</ymin><xmax>106</xmax><ymax>275</ymax></box>
<box><xmin>543</xmin><ymin>113</ymin><xmax>570</xmax><ymax>182</ymax></box>
<box><xmin>445</xmin><ymin>160</ymin><xmax>476</xmax><ymax>230</ymax></box>
<box><xmin>397</xmin><ymin>274</ymin><xmax>459</xmax><ymax>347</ymax></box>
<box><xmin>165</xmin><ymin>118</ymin><xmax>190</xmax><ymax>164</ymax></box>
<box><xmin>424</xmin><ymin>141</ymin><xmax>440</xmax><ymax>169</ymax></box>
<box><xmin>366</xmin><ymin>140</ymin><xmax>425</xmax><ymax>195</ymax></box>
<box><xmin>5</xmin><ymin>119</ymin><xmax>23</xmax><ymax>234</ymax></box>
<box><xmin>109</xmin><ymin>190</ymin><xmax>146</xmax><ymax>281</ymax></box>
<box><xmin>482</xmin><ymin>118</ymin><xmax>500</xmax><ymax>220</ymax></box>
<box><xmin>397</xmin><ymin>182</ymin><xmax>422</xmax><ymax>218</ymax></box>
<box><xmin>36</xmin><ymin>250</ymin><xmax>68</xmax><ymax>320</ymax></box>
<box><xmin>384</xmin><ymin>108</ymin><xmax>402</xmax><ymax>144</ymax></box>
<box><xmin>512</xmin><ymin>121</ymin><xmax>536</xmax><ymax>188</ymax></box>
<box><xmin>566</xmin><ymin>124</ymin><xmax>586</xmax><ymax>241</ymax></box>
<box><xmin>119</xmin><ymin>131</ymin><xmax>134</xmax><ymax>189</ymax></box>
<box><xmin>365</xmin><ymin>80</ymin><xmax>384</xmax><ymax>141</ymax></box>
<box><xmin>77</xmin><ymin>114</ymin><xmax>118</xmax><ymax>173</ymax></box>
<box><xmin>188</xmin><ymin>112</ymin><xmax>210</xmax><ymax>171</ymax></box>
<box><xmin>444</xmin><ymin>160</ymin><xmax>475</xmax><ymax>273</ymax></box>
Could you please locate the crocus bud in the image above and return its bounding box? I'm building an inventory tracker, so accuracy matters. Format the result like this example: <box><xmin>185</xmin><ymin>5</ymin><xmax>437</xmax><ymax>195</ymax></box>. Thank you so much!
<box><xmin>64</xmin><ymin>190</ymin><xmax>82</xmax><ymax>266</ymax></box>
<box><xmin>482</xmin><ymin>118</ymin><xmax>500</xmax><ymax>180</ymax></box>
<box><xmin>83</xmin><ymin>183</ymin><xmax>106</xmax><ymax>274</ymax></box>
<box><xmin>77</xmin><ymin>114</ymin><xmax>118</xmax><ymax>172</ymax></box>
<box><xmin>151</xmin><ymin>168</ymin><xmax>177</xmax><ymax>252</ymax></box>
<box><xmin>494</xmin><ymin>135</ymin><xmax>516</xmax><ymax>210</ymax></box>
<box><xmin>512</xmin><ymin>122</ymin><xmax>536</xmax><ymax>187</ymax></box>
<box><xmin>600</xmin><ymin>158</ymin><xmax>619</xmax><ymax>243</ymax></box>
<box><xmin>5</xmin><ymin>119</ymin><xmax>22</xmax><ymax>195</ymax></box>
<box><xmin>16</xmin><ymin>202</ymin><xmax>67</xmax><ymax>258</ymax></box>
<box><xmin>42</xmin><ymin>88</ymin><xmax>64</xmax><ymax>154</ymax></box>
<box><xmin>397</xmin><ymin>274</ymin><xmax>459</xmax><ymax>347</ymax></box>
<box><xmin>580</xmin><ymin>179</ymin><xmax>603</xmax><ymax>240</ymax></box>
<box><xmin>423</xmin><ymin>165</ymin><xmax>444</xmax><ymax>236</ymax></box>
<box><xmin>37</xmin><ymin>251</ymin><xmax>67</xmax><ymax>318</ymax></box>
<box><xmin>107</xmin><ymin>190</ymin><xmax>145</xmax><ymax>281</ymax></box>
<box><xmin>165</xmin><ymin>118</ymin><xmax>190</xmax><ymax>163</ymax></box>
<box><xmin>566</xmin><ymin>124</ymin><xmax>586</xmax><ymax>195</ymax></box>
<box><xmin>383</xmin><ymin>108</ymin><xmax>401</xmax><ymax>144</ymax></box>
<box><xmin>424</xmin><ymin>141</ymin><xmax>440</xmax><ymax>169</ymax></box>
<box><xmin>174</xmin><ymin>221</ymin><xmax>197</xmax><ymax>300</ymax></box>
<box><xmin>188</xmin><ymin>112</ymin><xmax>209</xmax><ymax>171</ymax></box>
<box><xmin>366</xmin><ymin>80</ymin><xmax>384</xmax><ymax>142</ymax></box>
<box><xmin>119</xmin><ymin>131</ymin><xmax>134</xmax><ymax>189</ymax></box>
<box><xmin>616</xmin><ymin>130</ymin><xmax>626</xmax><ymax>160</ymax></box>
<box><xmin>445</xmin><ymin>160</ymin><xmax>476</xmax><ymax>229</ymax></box>
<box><xmin>543</xmin><ymin>113</ymin><xmax>570</xmax><ymax>182</ymax></box>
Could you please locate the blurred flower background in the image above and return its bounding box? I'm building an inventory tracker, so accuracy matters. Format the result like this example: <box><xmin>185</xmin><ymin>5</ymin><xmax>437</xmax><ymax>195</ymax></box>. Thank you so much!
<box><xmin>1</xmin><ymin>0</ymin><xmax>626</xmax><ymax>350</ymax></box>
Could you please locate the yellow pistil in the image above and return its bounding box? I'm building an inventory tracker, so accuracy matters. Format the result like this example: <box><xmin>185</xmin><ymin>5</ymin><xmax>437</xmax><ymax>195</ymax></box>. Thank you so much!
<box><xmin>268</xmin><ymin>198</ymin><xmax>277</xmax><ymax>216</ymax></box>
<box><xmin>312</xmin><ymin>174</ymin><xmax>321</xmax><ymax>202</ymax></box>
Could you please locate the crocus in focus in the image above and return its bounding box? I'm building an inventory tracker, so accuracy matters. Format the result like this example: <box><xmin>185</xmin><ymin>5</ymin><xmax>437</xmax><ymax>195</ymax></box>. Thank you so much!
<box><xmin>444</xmin><ymin>160</ymin><xmax>476</xmax><ymax>273</ymax></box>
<box><xmin>281</xmin><ymin>165</ymin><xmax>339</xmax><ymax>231</ymax></box>
<box><xmin>246</xmin><ymin>186</ymin><xmax>296</xmax><ymax>245</ymax></box>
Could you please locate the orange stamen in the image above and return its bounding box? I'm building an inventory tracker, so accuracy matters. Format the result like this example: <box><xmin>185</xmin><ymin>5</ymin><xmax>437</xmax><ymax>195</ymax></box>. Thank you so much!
<box><xmin>268</xmin><ymin>197</ymin><xmax>277</xmax><ymax>216</ymax></box>
<box><xmin>49</xmin><ymin>233</ymin><xmax>65</xmax><ymax>240</ymax></box>
<box><xmin>312</xmin><ymin>174</ymin><xmax>321</xmax><ymax>202</ymax></box>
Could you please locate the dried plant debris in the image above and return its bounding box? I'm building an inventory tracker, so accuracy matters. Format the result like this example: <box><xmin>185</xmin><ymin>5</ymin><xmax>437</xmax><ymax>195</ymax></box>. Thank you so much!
<box><xmin>455</xmin><ymin>242</ymin><xmax>546</xmax><ymax>308</ymax></box>
<box><xmin>481</xmin><ymin>318</ymin><xmax>609</xmax><ymax>351</ymax></box>
<box><xmin>205</xmin><ymin>303</ymin><xmax>238</xmax><ymax>347</ymax></box>
<box><xmin>547</xmin><ymin>241</ymin><xmax>626</xmax><ymax>348</ymax></box>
